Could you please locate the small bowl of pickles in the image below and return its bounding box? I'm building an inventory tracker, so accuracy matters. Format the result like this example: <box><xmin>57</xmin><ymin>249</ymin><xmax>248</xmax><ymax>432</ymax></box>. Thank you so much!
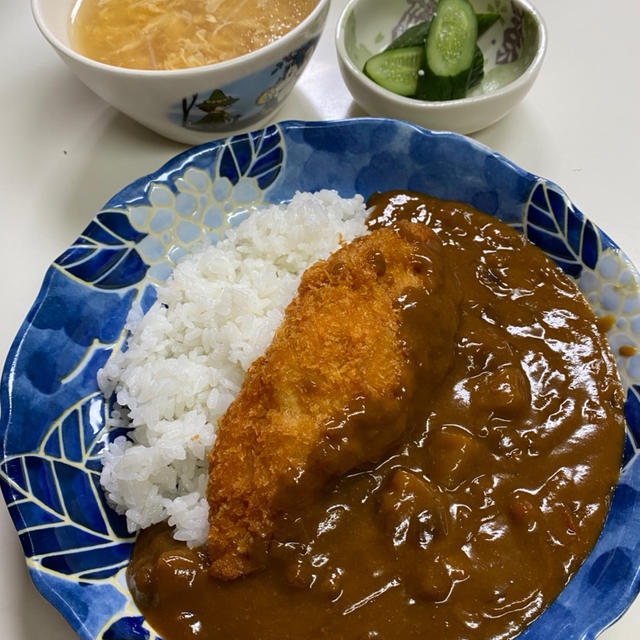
<box><xmin>335</xmin><ymin>0</ymin><xmax>547</xmax><ymax>134</ymax></box>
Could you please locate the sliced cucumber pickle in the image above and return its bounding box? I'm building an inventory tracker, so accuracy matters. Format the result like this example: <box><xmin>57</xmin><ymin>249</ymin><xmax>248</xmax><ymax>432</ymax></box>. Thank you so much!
<box><xmin>476</xmin><ymin>11</ymin><xmax>500</xmax><ymax>37</ymax></box>
<box><xmin>426</xmin><ymin>0</ymin><xmax>477</xmax><ymax>78</ymax></box>
<box><xmin>419</xmin><ymin>0</ymin><xmax>478</xmax><ymax>100</ymax></box>
<box><xmin>467</xmin><ymin>45</ymin><xmax>485</xmax><ymax>89</ymax></box>
<box><xmin>364</xmin><ymin>46</ymin><xmax>424</xmax><ymax>97</ymax></box>
<box><xmin>386</xmin><ymin>11</ymin><xmax>499</xmax><ymax>52</ymax></box>
<box><xmin>386</xmin><ymin>21</ymin><xmax>432</xmax><ymax>50</ymax></box>
<box><xmin>361</xmin><ymin>0</ymin><xmax>493</xmax><ymax>101</ymax></box>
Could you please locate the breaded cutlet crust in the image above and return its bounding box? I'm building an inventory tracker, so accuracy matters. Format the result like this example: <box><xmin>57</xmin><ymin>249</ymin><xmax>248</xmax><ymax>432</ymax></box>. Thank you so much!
<box><xmin>207</xmin><ymin>221</ymin><xmax>457</xmax><ymax>580</ymax></box>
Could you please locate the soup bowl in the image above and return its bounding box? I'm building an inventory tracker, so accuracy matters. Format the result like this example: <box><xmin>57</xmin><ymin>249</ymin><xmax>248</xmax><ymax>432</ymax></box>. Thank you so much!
<box><xmin>31</xmin><ymin>0</ymin><xmax>330</xmax><ymax>144</ymax></box>
<box><xmin>336</xmin><ymin>0</ymin><xmax>547</xmax><ymax>134</ymax></box>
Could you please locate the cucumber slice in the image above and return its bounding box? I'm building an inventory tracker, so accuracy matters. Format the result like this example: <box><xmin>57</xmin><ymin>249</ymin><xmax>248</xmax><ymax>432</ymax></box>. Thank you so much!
<box><xmin>363</xmin><ymin>1</ymin><xmax>492</xmax><ymax>100</ymax></box>
<box><xmin>477</xmin><ymin>11</ymin><xmax>500</xmax><ymax>37</ymax></box>
<box><xmin>420</xmin><ymin>0</ymin><xmax>478</xmax><ymax>100</ymax></box>
<box><xmin>467</xmin><ymin>45</ymin><xmax>485</xmax><ymax>89</ymax></box>
<box><xmin>386</xmin><ymin>21</ymin><xmax>431</xmax><ymax>50</ymax></box>
<box><xmin>387</xmin><ymin>12</ymin><xmax>499</xmax><ymax>51</ymax></box>
<box><xmin>426</xmin><ymin>0</ymin><xmax>478</xmax><ymax>77</ymax></box>
<box><xmin>363</xmin><ymin>46</ymin><xmax>424</xmax><ymax>96</ymax></box>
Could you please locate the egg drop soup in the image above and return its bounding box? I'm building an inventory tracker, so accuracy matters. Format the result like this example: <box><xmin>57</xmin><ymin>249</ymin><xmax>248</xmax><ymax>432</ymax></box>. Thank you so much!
<box><xmin>69</xmin><ymin>0</ymin><xmax>318</xmax><ymax>70</ymax></box>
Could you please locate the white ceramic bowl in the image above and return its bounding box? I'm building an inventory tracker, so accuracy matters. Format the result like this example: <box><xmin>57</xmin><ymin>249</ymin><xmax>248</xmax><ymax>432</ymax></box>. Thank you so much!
<box><xmin>335</xmin><ymin>0</ymin><xmax>547</xmax><ymax>134</ymax></box>
<box><xmin>32</xmin><ymin>0</ymin><xmax>330</xmax><ymax>144</ymax></box>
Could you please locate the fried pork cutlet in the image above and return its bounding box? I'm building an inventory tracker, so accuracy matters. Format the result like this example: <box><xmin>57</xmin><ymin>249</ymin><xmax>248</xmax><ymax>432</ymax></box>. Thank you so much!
<box><xmin>207</xmin><ymin>221</ymin><xmax>460</xmax><ymax>580</ymax></box>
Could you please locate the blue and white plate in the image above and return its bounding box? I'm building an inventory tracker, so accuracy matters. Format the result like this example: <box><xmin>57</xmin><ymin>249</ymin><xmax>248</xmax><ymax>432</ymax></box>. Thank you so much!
<box><xmin>1</xmin><ymin>118</ymin><xmax>639</xmax><ymax>640</ymax></box>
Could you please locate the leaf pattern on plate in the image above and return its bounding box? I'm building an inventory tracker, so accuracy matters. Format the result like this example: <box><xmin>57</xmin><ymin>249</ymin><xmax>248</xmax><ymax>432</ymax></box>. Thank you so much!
<box><xmin>523</xmin><ymin>180</ymin><xmax>601</xmax><ymax>278</ymax></box>
<box><xmin>622</xmin><ymin>385</ymin><xmax>640</xmax><ymax>467</ymax></box>
<box><xmin>102</xmin><ymin>615</ymin><xmax>158</xmax><ymax>640</ymax></box>
<box><xmin>218</xmin><ymin>125</ymin><xmax>284</xmax><ymax>191</ymax></box>
<box><xmin>0</xmin><ymin>392</ymin><xmax>132</xmax><ymax>581</ymax></box>
<box><xmin>55</xmin><ymin>211</ymin><xmax>149</xmax><ymax>290</ymax></box>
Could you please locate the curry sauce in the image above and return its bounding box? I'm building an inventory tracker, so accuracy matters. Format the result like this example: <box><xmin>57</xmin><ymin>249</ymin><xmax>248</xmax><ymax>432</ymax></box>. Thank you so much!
<box><xmin>128</xmin><ymin>191</ymin><xmax>625</xmax><ymax>640</ymax></box>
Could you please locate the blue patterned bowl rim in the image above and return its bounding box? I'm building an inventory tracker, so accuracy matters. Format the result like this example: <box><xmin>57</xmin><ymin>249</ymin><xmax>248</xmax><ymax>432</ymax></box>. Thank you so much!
<box><xmin>1</xmin><ymin>118</ymin><xmax>639</xmax><ymax>640</ymax></box>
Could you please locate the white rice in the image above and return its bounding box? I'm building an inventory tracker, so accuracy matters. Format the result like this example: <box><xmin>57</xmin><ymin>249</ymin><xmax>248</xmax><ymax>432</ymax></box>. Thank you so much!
<box><xmin>98</xmin><ymin>190</ymin><xmax>368</xmax><ymax>546</ymax></box>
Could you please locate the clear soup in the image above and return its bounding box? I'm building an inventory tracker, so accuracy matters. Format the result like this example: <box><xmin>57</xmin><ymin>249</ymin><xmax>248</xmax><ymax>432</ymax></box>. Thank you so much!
<box><xmin>69</xmin><ymin>0</ymin><xmax>318</xmax><ymax>70</ymax></box>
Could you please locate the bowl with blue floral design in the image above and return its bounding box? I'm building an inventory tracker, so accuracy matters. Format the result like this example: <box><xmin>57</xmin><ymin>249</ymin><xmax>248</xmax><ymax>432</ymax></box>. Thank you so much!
<box><xmin>31</xmin><ymin>0</ymin><xmax>330</xmax><ymax>144</ymax></box>
<box><xmin>336</xmin><ymin>0</ymin><xmax>547</xmax><ymax>133</ymax></box>
<box><xmin>1</xmin><ymin>118</ymin><xmax>639</xmax><ymax>640</ymax></box>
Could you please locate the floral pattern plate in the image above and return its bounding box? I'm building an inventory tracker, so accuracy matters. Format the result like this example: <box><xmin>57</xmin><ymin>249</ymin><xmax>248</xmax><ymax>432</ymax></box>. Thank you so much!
<box><xmin>1</xmin><ymin>118</ymin><xmax>639</xmax><ymax>640</ymax></box>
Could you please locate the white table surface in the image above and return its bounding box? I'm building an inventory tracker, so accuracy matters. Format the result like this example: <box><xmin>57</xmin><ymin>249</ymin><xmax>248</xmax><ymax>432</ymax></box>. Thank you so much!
<box><xmin>1</xmin><ymin>1</ymin><xmax>638</xmax><ymax>638</ymax></box>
